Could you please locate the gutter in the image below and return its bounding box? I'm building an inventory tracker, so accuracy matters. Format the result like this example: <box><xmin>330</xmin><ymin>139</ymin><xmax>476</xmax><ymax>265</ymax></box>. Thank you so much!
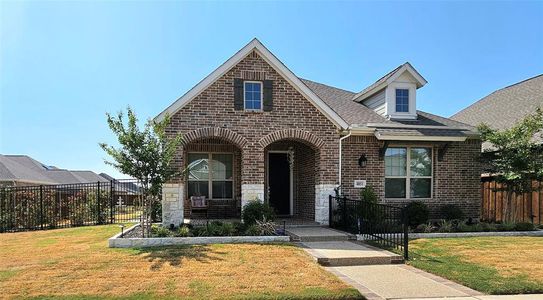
<box><xmin>338</xmin><ymin>129</ymin><xmax>353</xmax><ymax>192</ymax></box>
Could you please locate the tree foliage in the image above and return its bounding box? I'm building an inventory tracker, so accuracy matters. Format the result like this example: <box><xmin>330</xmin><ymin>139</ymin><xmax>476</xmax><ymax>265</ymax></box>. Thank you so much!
<box><xmin>478</xmin><ymin>107</ymin><xmax>543</xmax><ymax>221</ymax></box>
<box><xmin>100</xmin><ymin>107</ymin><xmax>182</xmax><ymax>235</ymax></box>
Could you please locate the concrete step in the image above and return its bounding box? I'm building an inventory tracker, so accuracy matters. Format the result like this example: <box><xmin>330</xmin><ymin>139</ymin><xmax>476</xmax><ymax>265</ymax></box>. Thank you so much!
<box><xmin>302</xmin><ymin>241</ymin><xmax>404</xmax><ymax>267</ymax></box>
<box><xmin>286</xmin><ymin>227</ymin><xmax>356</xmax><ymax>242</ymax></box>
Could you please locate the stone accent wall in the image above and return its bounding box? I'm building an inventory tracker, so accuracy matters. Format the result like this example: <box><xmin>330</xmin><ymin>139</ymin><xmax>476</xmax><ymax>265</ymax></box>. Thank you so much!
<box><xmin>163</xmin><ymin>50</ymin><xmax>340</xmax><ymax>224</ymax></box>
<box><xmin>315</xmin><ymin>184</ymin><xmax>337</xmax><ymax>224</ymax></box>
<box><xmin>241</xmin><ymin>184</ymin><xmax>265</xmax><ymax>208</ymax></box>
<box><xmin>341</xmin><ymin>136</ymin><xmax>482</xmax><ymax>219</ymax></box>
<box><xmin>162</xmin><ymin>183</ymin><xmax>184</xmax><ymax>227</ymax></box>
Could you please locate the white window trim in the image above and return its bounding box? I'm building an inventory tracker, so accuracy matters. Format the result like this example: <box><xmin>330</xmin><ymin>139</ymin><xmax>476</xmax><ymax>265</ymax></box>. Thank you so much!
<box><xmin>385</xmin><ymin>146</ymin><xmax>433</xmax><ymax>200</ymax></box>
<box><xmin>395</xmin><ymin>88</ymin><xmax>409</xmax><ymax>113</ymax></box>
<box><xmin>187</xmin><ymin>152</ymin><xmax>234</xmax><ymax>200</ymax></box>
<box><xmin>243</xmin><ymin>81</ymin><xmax>263</xmax><ymax>111</ymax></box>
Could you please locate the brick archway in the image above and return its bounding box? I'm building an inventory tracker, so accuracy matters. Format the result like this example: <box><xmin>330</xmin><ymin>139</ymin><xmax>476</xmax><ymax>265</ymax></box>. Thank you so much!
<box><xmin>182</xmin><ymin>127</ymin><xmax>248</xmax><ymax>149</ymax></box>
<box><xmin>258</xmin><ymin>129</ymin><xmax>325</xmax><ymax>149</ymax></box>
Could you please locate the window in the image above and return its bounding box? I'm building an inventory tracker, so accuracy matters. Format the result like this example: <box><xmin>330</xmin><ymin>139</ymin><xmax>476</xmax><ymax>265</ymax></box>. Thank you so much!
<box><xmin>187</xmin><ymin>153</ymin><xmax>233</xmax><ymax>199</ymax></box>
<box><xmin>395</xmin><ymin>89</ymin><xmax>409</xmax><ymax>112</ymax></box>
<box><xmin>244</xmin><ymin>81</ymin><xmax>262</xmax><ymax>110</ymax></box>
<box><xmin>385</xmin><ymin>147</ymin><xmax>432</xmax><ymax>199</ymax></box>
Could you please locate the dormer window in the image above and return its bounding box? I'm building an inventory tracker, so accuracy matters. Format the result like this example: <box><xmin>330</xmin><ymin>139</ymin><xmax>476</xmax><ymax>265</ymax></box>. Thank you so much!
<box><xmin>244</xmin><ymin>81</ymin><xmax>263</xmax><ymax>111</ymax></box>
<box><xmin>395</xmin><ymin>89</ymin><xmax>409</xmax><ymax>112</ymax></box>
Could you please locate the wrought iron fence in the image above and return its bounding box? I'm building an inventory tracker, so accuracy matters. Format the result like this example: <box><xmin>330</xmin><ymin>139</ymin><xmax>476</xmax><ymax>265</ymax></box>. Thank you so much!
<box><xmin>329</xmin><ymin>195</ymin><xmax>409</xmax><ymax>259</ymax></box>
<box><xmin>0</xmin><ymin>179</ymin><xmax>155</xmax><ymax>232</ymax></box>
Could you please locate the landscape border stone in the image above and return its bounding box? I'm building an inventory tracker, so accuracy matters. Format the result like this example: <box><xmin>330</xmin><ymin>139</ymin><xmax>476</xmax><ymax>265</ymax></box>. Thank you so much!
<box><xmin>108</xmin><ymin>225</ymin><xmax>291</xmax><ymax>248</ymax></box>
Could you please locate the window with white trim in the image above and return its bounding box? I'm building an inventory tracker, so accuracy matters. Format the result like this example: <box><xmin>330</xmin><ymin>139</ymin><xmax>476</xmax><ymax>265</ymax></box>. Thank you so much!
<box><xmin>244</xmin><ymin>81</ymin><xmax>262</xmax><ymax>110</ymax></box>
<box><xmin>385</xmin><ymin>147</ymin><xmax>432</xmax><ymax>199</ymax></box>
<box><xmin>187</xmin><ymin>153</ymin><xmax>233</xmax><ymax>199</ymax></box>
<box><xmin>395</xmin><ymin>89</ymin><xmax>409</xmax><ymax>112</ymax></box>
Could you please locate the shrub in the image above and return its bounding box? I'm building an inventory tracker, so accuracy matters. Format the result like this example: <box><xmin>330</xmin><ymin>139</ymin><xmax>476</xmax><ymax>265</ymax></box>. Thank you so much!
<box><xmin>242</xmin><ymin>200</ymin><xmax>275</xmax><ymax>225</ymax></box>
<box><xmin>360</xmin><ymin>185</ymin><xmax>378</xmax><ymax>203</ymax></box>
<box><xmin>440</xmin><ymin>204</ymin><xmax>465</xmax><ymax>221</ymax></box>
<box><xmin>206</xmin><ymin>221</ymin><xmax>224</xmax><ymax>236</ymax></box>
<box><xmin>176</xmin><ymin>226</ymin><xmax>191</xmax><ymax>237</ymax></box>
<box><xmin>255</xmin><ymin>219</ymin><xmax>277</xmax><ymax>236</ymax></box>
<box><xmin>417</xmin><ymin>222</ymin><xmax>435</xmax><ymax>233</ymax></box>
<box><xmin>152</xmin><ymin>225</ymin><xmax>171</xmax><ymax>237</ymax></box>
<box><xmin>515</xmin><ymin>222</ymin><xmax>535</xmax><ymax>231</ymax></box>
<box><xmin>219</xmin><ymin>223</ymin><xmax>236</xmax><ymax>236</ymax></box>
<box><xmin>404</xmin><ymin>201</ymin><xmax>429</xmax><ymax>227</ymax></box>
<box><xmin>496</xmin><ymin>222</ymin><xmax>516</xmax><ymax>231</ymax></box>
<box><xmin>437</xmin><ymin>220</ymin><xmax>454</xmax><ymax>233</ymax></box>
<box><xmin>244</xmin><ymin>224</ymin><xmax>261</xmax><ymax>236</ymax></box>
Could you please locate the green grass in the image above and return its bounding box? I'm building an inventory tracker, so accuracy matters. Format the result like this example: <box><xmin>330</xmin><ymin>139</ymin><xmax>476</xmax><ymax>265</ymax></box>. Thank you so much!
<box><xmin>0</xmin><ymin>225</ymin><xmax>362</xmax><ymax>300</ymax></box>
<box><xmin>408</xmin><ymin>237</ymin><xmax>543</xmax><ymax>294</ymax></box>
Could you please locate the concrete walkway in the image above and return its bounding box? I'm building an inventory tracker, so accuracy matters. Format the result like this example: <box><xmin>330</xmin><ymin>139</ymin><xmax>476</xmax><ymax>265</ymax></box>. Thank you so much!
<box><xmin>401</xmin><ymin>296</ymin><xmax>543</xmax><ymax>300</ymax></box>
<box><xmin>328</xmin><ymin>264</ymin><xmax>483</xmax><ymax>300</ymax></box>
<box><xmin>289</xmin><ymin>226</ymin><xmax>485</xmax><ymax>300</ymax></box>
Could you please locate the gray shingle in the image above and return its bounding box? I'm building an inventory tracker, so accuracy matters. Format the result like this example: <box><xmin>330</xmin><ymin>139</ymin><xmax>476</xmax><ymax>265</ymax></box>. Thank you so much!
<box><xmin>451</xmin><ymin>74</ymin><xmax>543</xmax><ymax>131</ymax></box>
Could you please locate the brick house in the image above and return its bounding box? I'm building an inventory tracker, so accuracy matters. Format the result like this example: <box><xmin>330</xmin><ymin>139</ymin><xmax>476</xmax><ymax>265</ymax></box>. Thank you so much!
<box><xmin>157</xmin><ymin>39</ymin><xmax>481</xmax><ymax>226</ymax></box>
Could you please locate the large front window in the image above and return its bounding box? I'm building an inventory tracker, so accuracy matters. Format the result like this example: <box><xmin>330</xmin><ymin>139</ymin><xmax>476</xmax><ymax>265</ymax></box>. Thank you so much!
<box><xmin>385</xmin><ymin>147</ymin><xmax>432</xmax><ymax>199</ymax></box>
<box><xmin>187</xmin><ymin>153</ymin><xmax>233</xmax><ymax>199</ymax></box>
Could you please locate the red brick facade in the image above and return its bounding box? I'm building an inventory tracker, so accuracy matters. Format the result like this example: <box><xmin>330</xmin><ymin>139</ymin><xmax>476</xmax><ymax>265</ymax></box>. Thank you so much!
<box><xmin>341</xmin><ymin>136</ymin><xmax>482</xmax><ymax>218</ymax></box>
<box><xmin>163</xmin><ymin>49</ymin><xmax>482</xmax><ymax>222</ymax></box>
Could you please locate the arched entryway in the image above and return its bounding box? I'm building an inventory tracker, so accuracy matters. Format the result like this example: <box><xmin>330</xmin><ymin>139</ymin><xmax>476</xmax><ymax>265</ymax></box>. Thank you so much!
<box><xmin>264</xmin><ymin>139</ymin><xmax>320</xmax><ymax>221</ymax></box>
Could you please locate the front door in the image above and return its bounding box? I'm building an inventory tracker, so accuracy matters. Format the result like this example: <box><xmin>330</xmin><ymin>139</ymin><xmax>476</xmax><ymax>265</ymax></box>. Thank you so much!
<box><xmin>268</xmin><ymin>152</ymin><xmax>291</xmax><ymax>215</ymax></box>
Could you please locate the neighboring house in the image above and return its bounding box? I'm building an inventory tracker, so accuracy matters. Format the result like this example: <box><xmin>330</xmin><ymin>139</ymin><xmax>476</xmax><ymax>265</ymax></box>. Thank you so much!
<box><xmin>0</xmin><ymin>154</ymin><xmax>108</xmax><ymax>186</ymax></box>
<box><xmin>451</xmin><ymin>74</ymin><xmax>543</xmax><ymax>150</ymax></box>
<box><xmin>158</xmin><ymin>39</ymin><xmax>481</xmax><ymax>226</ymax></box>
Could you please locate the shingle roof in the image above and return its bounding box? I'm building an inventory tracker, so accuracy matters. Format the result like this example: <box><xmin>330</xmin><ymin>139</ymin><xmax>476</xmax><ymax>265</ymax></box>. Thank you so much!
<box><xmin>300</xmin><ymin>79</ymin><xmax>385</xmax><ymax>125</ymax></box>
<box><xmin>451</xmin><ymin>74</ymin><xmax>543</xmax><ymax>131</ymax></box>
<box><xmin>0</xmin><ymin>155</ymin><xmax>108</xmax><ymax>185</ymax></box>
<box><xmin>301</xmin><ymin>78</ymin><xmax>476</xmax><ymax>138</ymax></box>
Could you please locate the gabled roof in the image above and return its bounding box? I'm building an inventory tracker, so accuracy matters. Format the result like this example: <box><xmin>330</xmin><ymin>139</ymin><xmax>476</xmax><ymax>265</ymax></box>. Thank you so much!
<box><xmin>451</xmin><ymin>74</ymin><xmax>543</xmax><ymax>131</ymax></box>
<box><xmin>352</xmin><ymin>62</ymin><xmax>428</xmax><ymax>101</ymax></box>
<box><xmin>156</xmin><ymin>38</ymin><xmax>349</xmax><ymax>129</ymax></box>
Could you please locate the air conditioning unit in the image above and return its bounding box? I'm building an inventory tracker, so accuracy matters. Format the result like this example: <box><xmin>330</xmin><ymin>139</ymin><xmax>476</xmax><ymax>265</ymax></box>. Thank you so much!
<box><xmin>353</xmin><ymin>180</ymin><xmax>366</xmax><ymax>188</ymax></box>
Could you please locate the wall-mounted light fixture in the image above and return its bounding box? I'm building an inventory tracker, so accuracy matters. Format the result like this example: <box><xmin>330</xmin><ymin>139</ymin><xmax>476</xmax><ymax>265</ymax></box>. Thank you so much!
<box><xmin>358</xmin><ymin>154</ymin><xmax>367</xmax><ymax>168</ymax></box>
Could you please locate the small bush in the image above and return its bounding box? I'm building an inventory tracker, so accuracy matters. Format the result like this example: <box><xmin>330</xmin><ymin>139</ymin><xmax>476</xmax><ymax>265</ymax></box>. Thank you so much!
<box><xmin>242</xmin><ymin>200</ymin><xmax>275</xmax><ymax>225</ymax></box>
<box><xmin>440</xmin><ymin>204</ymin><xmax>465</xmax><ymax>221</ymax></box>
<box><xmin>360</xmin><ymin>185</ymin><xmax>378</xmax><ymax>203</ymax></box>
<box><xmin>515</xmin><ymin>222</ymin><xmax>535</xmax><ymax>231</ymax></box>
<box><xmin>405</xmin><ymin>201</ymin><xmax>429</xmax><ymax>227</ymax></box>
<box><xmin>220</xmin><ymin>223</ymin><xmax>236</xmax><ymax>236</ymax></box>
<box><xmin>437</xmin><ymin>220</ymin><xmax>454</xmax><ymax>233</ymax></box>
<box><xmin>419</xmin><ymin>222</ymin><xmax>435</xmax><ymax>233</ymax></box>
<box><xmin>496</xmin><ymin>222</ymin><xmax>516</xmax><ymax>231</ymax></box>
<box><xmin>244</xmin><ymin>224</ymin><xmax>261</xmax><ymax>236</ymax></box>
<box><xmin>152</xmin><ymin>225</ymin><xmax>172</xmax><ymax>237</ymax></box>
<box><xmin>176</xmin><ymin>226</ymin><xmax>191</xmax><ymax>237</ymax></box>
<box><xmin>255</xmin><ymin>219</ymin><xmax>277</xmax><ymax>236</ymax></box>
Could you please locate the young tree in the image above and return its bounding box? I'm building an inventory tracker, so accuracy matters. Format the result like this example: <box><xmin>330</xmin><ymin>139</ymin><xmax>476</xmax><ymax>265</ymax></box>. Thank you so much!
<box><xmin>100</xmin><ymin>107</ymin><xmax>182</xmax><ymax>237</ymax></box>
<box><xmin>478</xmin><ymin>108</ymin><xmax>543</xmax><ymax>222</ymax></box>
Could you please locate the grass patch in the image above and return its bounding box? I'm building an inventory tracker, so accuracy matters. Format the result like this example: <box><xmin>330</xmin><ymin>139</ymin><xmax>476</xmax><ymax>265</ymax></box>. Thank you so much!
<box><xmin>0</xmin><ymin>225</ymin><xmax>362</xmax><ymax>299</ymax></box>
<box><xmin>408</xmin><ymin>237</ymin><xmax>543</xmax><ymax>294</ymax></box>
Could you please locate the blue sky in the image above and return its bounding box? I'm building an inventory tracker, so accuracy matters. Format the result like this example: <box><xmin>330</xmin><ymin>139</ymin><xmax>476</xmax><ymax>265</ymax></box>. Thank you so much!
<box><xmin>1</xmin><ymin>1</ymin><xmax>542</xmax><ymax>178</ymax></box>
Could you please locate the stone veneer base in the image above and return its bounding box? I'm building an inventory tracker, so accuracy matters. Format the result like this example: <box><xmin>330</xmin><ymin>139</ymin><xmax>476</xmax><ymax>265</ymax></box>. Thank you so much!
<box><xmin>108</xmin><ymin>225</ymin><xmax>291</xmax><ymax>248</ymax></box>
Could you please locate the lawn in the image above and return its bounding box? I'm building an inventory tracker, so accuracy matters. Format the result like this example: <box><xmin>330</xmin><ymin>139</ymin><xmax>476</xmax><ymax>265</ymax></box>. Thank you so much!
<box><xmin>0</xmin><ymin>225</ymin><xmax>362</xmax><ymax>300</ymax></box>
<box><xmin>408</xmin><ymin>236</ymin><xmax>543</xmax><ymax>294</ymax></box>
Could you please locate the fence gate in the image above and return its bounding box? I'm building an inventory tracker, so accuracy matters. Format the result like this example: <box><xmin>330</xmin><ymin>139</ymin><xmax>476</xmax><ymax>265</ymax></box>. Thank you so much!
<box><xmin>329</xmin><ymin>195</ymin><xmax>409</xmax><ymax>260</ymax></box>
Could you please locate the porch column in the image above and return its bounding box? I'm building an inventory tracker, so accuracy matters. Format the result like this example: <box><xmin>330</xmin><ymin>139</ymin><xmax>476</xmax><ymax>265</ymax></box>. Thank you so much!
<box><xmin>162</xmin><ymin>182</ymin><xmax>184</xmax><ymax>227</ymax></box>
<box><xmin>314</xmin><ymin>143</ymin><xmax>339</xmax><ymax>225</ymax></box>
<box><xmin>241</xmin><ymin>147</ymin><xmax>265</xmax><ymax>208</ymax></box>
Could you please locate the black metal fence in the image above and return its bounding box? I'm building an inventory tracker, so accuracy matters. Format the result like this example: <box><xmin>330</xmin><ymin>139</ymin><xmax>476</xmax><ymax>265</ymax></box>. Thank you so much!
<box><xmin>0</xmin><ymin>180</ymin><xmax>152</xmax><ymax>232</ymax></box>
<box><xmin>329</xmin><ymin>195</ymin><xmax>409</xmax><ymax>259</ymax></box>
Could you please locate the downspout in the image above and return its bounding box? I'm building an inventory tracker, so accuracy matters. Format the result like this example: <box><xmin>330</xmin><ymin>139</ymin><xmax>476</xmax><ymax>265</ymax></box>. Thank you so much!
<box><xmin>338</xmin><ymin>128</ymin><xmax>352</xmax><ymax>194</ymax></box>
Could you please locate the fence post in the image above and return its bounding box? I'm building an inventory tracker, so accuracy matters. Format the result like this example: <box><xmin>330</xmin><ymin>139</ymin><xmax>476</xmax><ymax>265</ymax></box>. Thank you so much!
<box><xmin>97</xmin><ymin>181</ymin><xmax>101</xmax><ymax>225</ymax></box>
<box><xmin>342</xmin><ymin>197</ymin><xmax>347</xmax><ymax>231</ymax></box>
<box><xmin>39</xmin><ymin>185</ymin><xmax>44</xmax><ymax>230</ymax></box>
<box><xmin>328</xmin><ymin>195</ymin><xmax>332</xmax><ymax>227</ymax></box>
<box><xmin>403</xmin><ymin>208</ymin><xmax>409</xmax><ymax>260</ymax></box>
<box><xmin>110</xmin><ymin>180</ymin><xmax>114</xmax><ymax>224</ymax></box>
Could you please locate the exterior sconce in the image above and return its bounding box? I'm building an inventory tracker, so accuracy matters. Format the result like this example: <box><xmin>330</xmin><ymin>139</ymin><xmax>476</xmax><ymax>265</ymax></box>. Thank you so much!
<box><xmin>358</xmin><ymin>154</ymin><xmax>367</xmax><ymax>168</ymax></box>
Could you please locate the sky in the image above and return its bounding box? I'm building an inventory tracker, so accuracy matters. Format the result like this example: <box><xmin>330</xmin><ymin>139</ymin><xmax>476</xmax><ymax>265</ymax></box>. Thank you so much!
<box><xmin>1</xmin><ymin>1</ymin><xmax>542</xmax><ymax>178</ymax></box>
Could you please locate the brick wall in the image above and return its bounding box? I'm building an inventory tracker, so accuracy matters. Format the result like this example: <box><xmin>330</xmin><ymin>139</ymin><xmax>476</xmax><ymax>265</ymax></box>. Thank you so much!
<box><xmin>341</xmin><ymin>136</ymin><xmax>482</xmax><ymax>219</ymax></box>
